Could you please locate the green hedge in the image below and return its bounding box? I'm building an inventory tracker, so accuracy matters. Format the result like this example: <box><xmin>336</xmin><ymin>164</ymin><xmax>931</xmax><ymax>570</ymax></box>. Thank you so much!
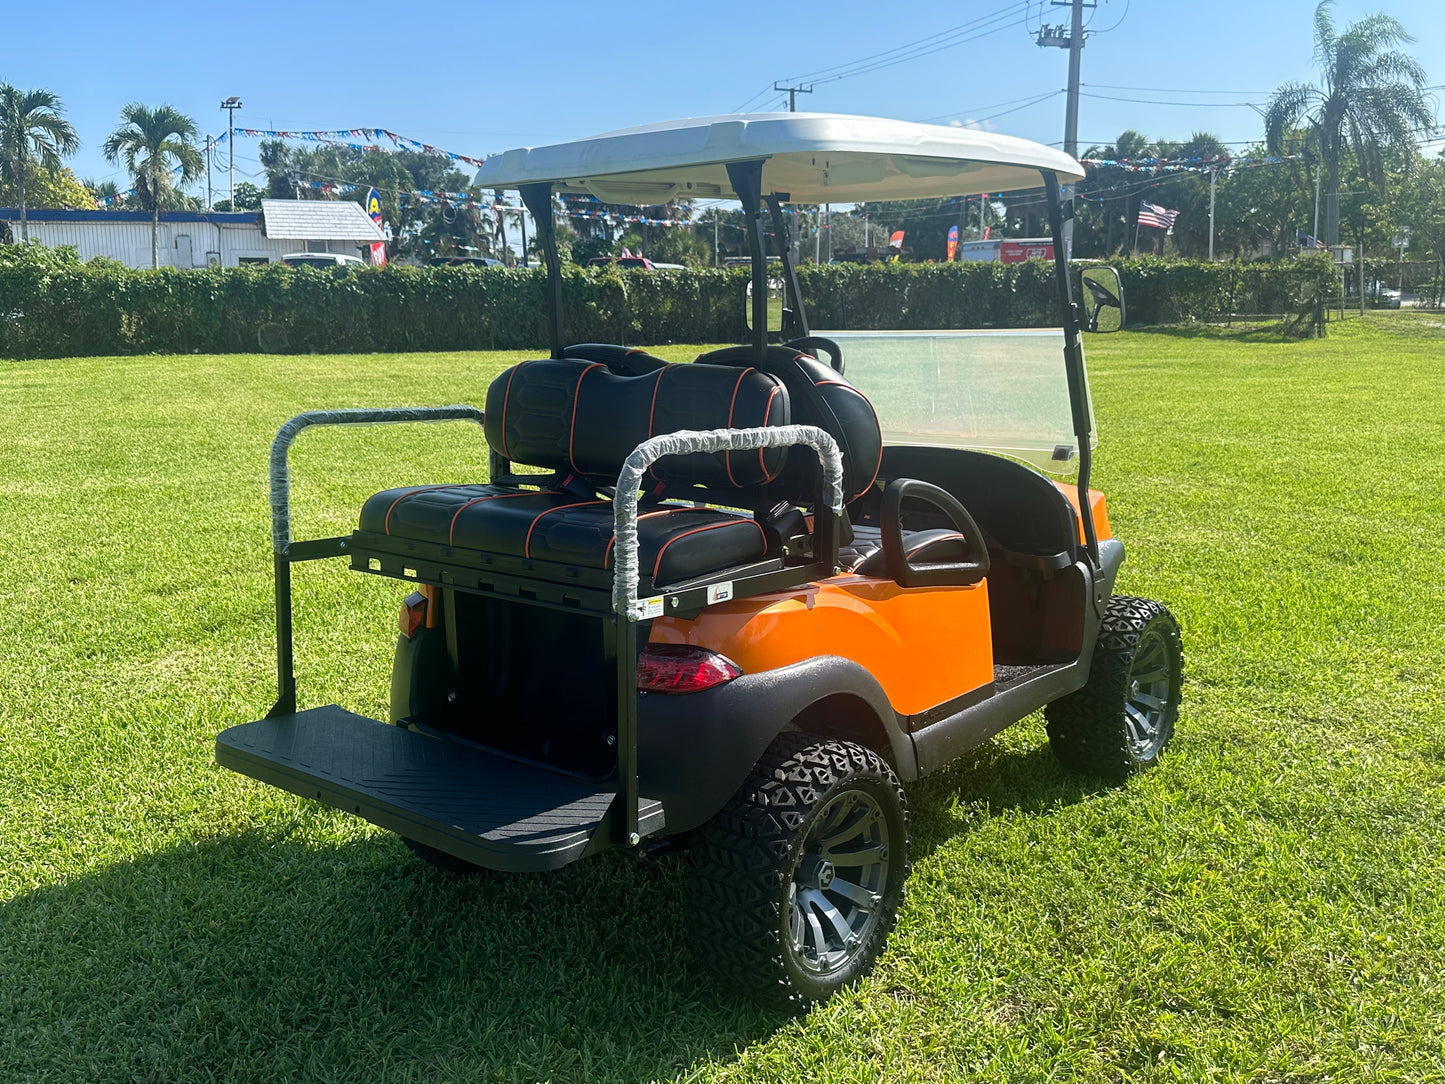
<box><xmin>0</xmin><ymin>248</ymin><xmax>1337</xmax><ymax>359</ymax></box>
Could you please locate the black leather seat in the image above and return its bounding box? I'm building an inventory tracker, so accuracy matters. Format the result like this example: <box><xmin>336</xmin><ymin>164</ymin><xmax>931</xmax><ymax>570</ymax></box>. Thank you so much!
<box><xmin>838</xmin><ymin>525</ymin><xmax>979</xmax><ymax>579</ymax></box>
<box><xmin>354</xmin><ymin>354</ymin><xmax>791</xmax><ymax>586</ymax></box>
<box><xmin>360</xmin><ymin>484</ymin><xmax>766</xmax><ymax>587</ymax></box>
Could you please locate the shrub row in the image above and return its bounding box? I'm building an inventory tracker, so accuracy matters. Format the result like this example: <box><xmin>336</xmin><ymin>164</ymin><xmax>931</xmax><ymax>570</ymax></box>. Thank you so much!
<box><xmin>0</xmin><ymin>249</ymin><xmax>1337</xmax><ymax>359</ymax></box>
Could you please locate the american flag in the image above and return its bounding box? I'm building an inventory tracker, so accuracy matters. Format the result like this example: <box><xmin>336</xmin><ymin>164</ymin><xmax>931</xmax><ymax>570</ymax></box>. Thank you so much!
<box><xmin>1296</xmin><ymin>229</ymin><xmax>1326</xmax><ymax>250</ymax></box>
<box><xmin>1138</xmin><ymin>200</ymin><xmax>1179</xmax><ymax>230</ymax></box>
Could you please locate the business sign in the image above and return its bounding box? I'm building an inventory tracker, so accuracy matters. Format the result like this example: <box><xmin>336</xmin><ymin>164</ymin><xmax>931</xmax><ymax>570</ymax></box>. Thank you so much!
<box><xmin>946</xmin><ymin>224</ymin><xmax>958</xmax><ymax>262</ymax></box>
<box><xmin>366</xmin><ymin>188</ymin><xmax>383</xmax><ymax>227</ymax></box>
<box><xmin>1000</xmin><ymin>240</ymin><xmax>1054</xmax><ymax>264</ymax></box>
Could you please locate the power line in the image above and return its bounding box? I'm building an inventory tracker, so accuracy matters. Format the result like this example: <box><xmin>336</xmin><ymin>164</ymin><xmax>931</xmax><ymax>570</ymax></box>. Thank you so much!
<box><xmin>1084</xmin><ymin>82</ymin><xmax>1270</xmax><ymax>95</ymax></box>
<box><xmin>777</xmin><ymin>3</ymin><xmax>1034</xmax><ymax>87</ymax></box>
<box><xmin>921</xmin><ymin>89</ymin><xmax>1064</xmax><ymax>124</ymax></box>
<box><xmin>1079</xmin><ymin>91</ymin><xmax>1263</xmax><ymax>108</ymax></box>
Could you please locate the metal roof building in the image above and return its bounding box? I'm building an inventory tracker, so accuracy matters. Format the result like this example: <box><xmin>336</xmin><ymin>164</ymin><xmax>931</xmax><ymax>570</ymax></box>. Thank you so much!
<box><xmin>0</xmin><ymin>201</ymin><xmax>384</xmax><ymax>269</ymax></box>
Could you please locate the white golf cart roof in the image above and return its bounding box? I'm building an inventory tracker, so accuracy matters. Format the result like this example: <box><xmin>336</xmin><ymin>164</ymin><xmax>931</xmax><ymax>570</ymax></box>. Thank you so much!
<box><xmin>475</xmin><ymin>112</ymin><xmax>1083</xmax><ymax>203</ymax></box>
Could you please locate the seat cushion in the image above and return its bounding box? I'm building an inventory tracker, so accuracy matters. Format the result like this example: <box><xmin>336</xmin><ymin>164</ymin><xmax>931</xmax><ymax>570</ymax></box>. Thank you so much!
<box><xmin>484</xmin><ymin>359</ymin><xmax>789</xmax><ymax>489</ymax></box>
<box><xmin>695</xmin><ymin>346</ymin><xmax>882</xmax><ymax>503</ymax></box>
<box><xmin>852</xmin><ymin>528</ymin><xmax>975</xmax><ymax>580</ymax></box>
<box><xmin>360</xmin><ymin>484</ymin><xmax>768</xmax><ymax>587</ymax></box>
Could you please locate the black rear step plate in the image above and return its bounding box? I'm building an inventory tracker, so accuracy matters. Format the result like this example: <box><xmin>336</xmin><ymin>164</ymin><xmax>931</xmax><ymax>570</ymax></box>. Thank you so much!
<box><xmin>217</xmin><ymin>705</ymin><xmax>664</xmax><ymax>872</ymax></box>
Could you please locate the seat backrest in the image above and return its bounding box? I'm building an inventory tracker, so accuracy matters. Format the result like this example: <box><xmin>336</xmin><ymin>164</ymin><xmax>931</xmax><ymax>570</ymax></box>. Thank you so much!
<box><xmin>484</xmin><ymin>359</ymin><xmax>789</xmax><ymax>488</ymax></box>
<box><xmin>696</xmin><ymin>345</ymin><xmax>882</xmax><ymax>504</ymax></box>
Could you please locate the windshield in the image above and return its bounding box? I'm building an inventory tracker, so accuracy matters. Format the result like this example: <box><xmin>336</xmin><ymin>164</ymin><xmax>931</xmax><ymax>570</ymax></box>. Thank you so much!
<box><xmin>818</xmin><ymin>329</ymin><xmax>1094</xmax><ymax>475</ymax></box>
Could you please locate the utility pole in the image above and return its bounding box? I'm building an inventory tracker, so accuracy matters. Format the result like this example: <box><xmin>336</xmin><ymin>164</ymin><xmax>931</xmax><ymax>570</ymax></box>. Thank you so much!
<box><xmin>220</xmin><ymin>97</ymin><xmax>242</xmax><ymax>209</ymax></box>
<box><xmin>205</xmin><ymin>135</ymin><xmax>213</xmax><ymax>210</ymax></box>
<box><xmin>1208</xmin><ymin>166</ymin><xmax>1217</xmax><ymax>260</ymax></box>
<box><xmin>1038</xmin><ymin>0</ymin><xmax>1092</xmax><ymax>258</ymax></box>
<box><xmin>773</xmin><ymin>82</ymin><xmax>813</xmax><ymax>112</ymax></box>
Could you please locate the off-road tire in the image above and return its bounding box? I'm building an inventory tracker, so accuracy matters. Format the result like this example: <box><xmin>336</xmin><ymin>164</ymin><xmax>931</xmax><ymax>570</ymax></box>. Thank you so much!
<box><xmin>1045</xmin><ymin>595</ymin><xmax>1183</xmax><ymax>781</ymax></box>
<box><xmin>686</xmin><ymin>732</ymin><xmax>910</xmax><ymax>1011</ymax></box>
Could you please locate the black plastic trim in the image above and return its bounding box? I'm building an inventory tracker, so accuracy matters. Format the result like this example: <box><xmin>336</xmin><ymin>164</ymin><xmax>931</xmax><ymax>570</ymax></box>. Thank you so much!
<box><xmin>636</xmin><ymin>655</ymin><xmax>914</xmax><ymax>833</ymax></box>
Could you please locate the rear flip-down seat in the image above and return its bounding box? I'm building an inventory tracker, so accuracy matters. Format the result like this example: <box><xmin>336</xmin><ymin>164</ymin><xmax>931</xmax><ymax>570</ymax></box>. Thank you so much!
<box><xmin>351</xmin><ymin>356</ymin><xmax>791</xmax><ymax>587</ymax></box>
<box><xmin>360</xmin><ymin>484</ymin><xmax>767</xmax><ymax>587</ymax></box>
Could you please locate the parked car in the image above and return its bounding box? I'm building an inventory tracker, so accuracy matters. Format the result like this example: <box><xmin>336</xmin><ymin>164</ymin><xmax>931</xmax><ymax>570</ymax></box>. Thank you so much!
<box><xmin>428</xmin><ymin>255</ymin><xmax>504</xmax><ymax>267</ymax></box>
<box><xmin>1369</xmin><ymin>284</ymin><xmax>1402</xmax><ymax>309</ymax></box>
<box><xmin>587</xmin><ymin>255</ymin><xmax>685</xmax><ymax>270</ymax></box>
<box><xmin>280</xmin><ymin>252</ymin><xmax>365</xmax><ymax>268</ymax></box>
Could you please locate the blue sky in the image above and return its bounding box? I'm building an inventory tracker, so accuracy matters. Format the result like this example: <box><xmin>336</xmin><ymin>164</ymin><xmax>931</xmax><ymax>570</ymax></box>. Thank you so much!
<box><xmin>8</xmin><ymin>0</ymin><xmax>1443</xmax><ymax>196</ymax></box>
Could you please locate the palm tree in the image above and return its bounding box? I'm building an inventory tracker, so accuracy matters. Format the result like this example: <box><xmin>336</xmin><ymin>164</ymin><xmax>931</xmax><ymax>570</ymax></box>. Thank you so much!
<box><xmin>102</xmin><ymin>103</ymin><xmax>203</xmax><ymax>268</ymax></box>
<box><xmin>0</xmin><ymin>84</ymin><xmax>80</xmax><ymax>244</ymax></box>
<box><xmin>1264</xmin><ymin>1</ymin><xmax>1433</xmax><ymax>246</ymax></box>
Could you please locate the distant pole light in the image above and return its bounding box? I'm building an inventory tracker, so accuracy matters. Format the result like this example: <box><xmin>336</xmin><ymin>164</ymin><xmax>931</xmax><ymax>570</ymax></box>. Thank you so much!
<box><xmin>220</xmin><ymin>96</ymin><xmax>243</xmax><ymax>208</ymax></box>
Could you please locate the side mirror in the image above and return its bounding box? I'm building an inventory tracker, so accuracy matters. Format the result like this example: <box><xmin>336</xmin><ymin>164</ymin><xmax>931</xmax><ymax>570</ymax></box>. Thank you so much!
<box><xmin>745</xmin><ymin>277</ymin><xmax>785</xmax><ymax>333</ymax></box>
<box><xmin>1079</xmin><ymin>266</ymin><xmax>1125</xmax><ymax>333</ymax></box>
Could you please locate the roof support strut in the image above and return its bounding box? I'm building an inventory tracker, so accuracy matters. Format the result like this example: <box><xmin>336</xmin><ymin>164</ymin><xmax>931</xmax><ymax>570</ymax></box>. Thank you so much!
<box><xmin>725</xmin><ymin>160</ymin><xmax>768</xmax><ymax>367</ymax></box>
<box><xmin>1043</xmin><ymin>170</ymin><xmax>1098</xmax><ymax>563</ymax></box>
<box><xmin>519</xmin><ymin>182</ymin><xmax>565</xmax><ymax>359</ymax></box>
<box><xmin>765</xmin><ymin>192</ymin><xmax>810</xmax><ymax>339</ymax></box>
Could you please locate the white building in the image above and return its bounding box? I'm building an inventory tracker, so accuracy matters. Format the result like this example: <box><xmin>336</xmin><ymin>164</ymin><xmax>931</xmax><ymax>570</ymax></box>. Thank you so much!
<box><xmin>0</xmin><ymin>199</ymin><xmax>385</xmax><ymax>269</ymax></box>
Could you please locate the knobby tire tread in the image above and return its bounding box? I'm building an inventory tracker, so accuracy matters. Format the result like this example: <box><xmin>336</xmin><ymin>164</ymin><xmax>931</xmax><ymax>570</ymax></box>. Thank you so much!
<box><xmin>1045</xmin><ymin>594</ymin><xmax>1183</xmax><ymax>781</ymax></box>
<box><xmin>686</xmin><ymin>732</ymin><xmax>909</xmax><ymax>1011</ymax></box>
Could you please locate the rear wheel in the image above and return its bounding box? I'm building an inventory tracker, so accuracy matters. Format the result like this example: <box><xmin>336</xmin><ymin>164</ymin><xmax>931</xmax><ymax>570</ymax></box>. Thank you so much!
<box><xmin>1045</xmin><ymin>595</ymin><xmax>1183</xmax><ymax>781</ymax></box>
<box><xmin>686</xmin><ymin>732</ymin><xmax>909</xmax><ymax>1010</ymax></box>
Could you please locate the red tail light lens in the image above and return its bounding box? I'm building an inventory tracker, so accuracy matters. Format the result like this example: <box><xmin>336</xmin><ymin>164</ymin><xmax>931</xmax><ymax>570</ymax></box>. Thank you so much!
<box><xmin>398</xmin><ymin>591</ymin><xmax>428</xmax><ymax>638</ymax></box>
<box><xmin>636</xmin><ymin>644</ymin><xmax>743</xmax><ymax>694</ymax></box>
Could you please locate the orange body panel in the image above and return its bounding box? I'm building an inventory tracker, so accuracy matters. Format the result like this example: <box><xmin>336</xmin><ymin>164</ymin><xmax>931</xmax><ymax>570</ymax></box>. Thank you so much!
<box><xmin>1055</xmin><ymin>484</ymin><xmax>1112</xmax><ymax>543</ymax></box>
<box><xmin>649</xmin><ymin>575</ymin><xmax>994</xmax><ymax>717</ymax></box>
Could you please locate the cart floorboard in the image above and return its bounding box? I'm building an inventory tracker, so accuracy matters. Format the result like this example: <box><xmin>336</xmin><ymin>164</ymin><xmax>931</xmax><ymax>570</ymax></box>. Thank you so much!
<box><xmin>217</xmin><ymin>706</ymin><xmax>663</xmax><ymax>871</ymax></box>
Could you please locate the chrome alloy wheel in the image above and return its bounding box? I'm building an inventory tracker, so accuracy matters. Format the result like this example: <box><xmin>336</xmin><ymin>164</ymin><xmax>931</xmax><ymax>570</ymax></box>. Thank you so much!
<box><xmin>1124</xmin><ymin>627</ymin><xmax>1174</xmax><ymax>760</ymax></box>
<box><xmin>786</xmin><ymin>788</ymin><xmax>893</xmax><ymax>976</ymax></box>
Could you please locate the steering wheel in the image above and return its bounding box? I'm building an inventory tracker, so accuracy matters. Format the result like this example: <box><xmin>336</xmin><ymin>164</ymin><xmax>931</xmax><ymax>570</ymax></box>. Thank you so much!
<box><xmin>879</xmin><ymin>478</ymin><xmax>990</xmax><ymax>588</ymax></box>
<box><xmin>787</xmin><ymin>335</ymin><xmax>845</xmax><ymax>375</ymax></box>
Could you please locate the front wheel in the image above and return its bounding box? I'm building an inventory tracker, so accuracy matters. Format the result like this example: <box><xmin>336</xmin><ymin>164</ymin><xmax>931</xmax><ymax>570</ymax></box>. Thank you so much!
<box><xmin>1045</xmin><ymin>595</ymin><xmax>1184</xmax><ymax>781</ymax></box>
<box><xmin>686</xmin><ymin>732</ymin><xmax>910</xmax><ymax>1010</ymax></box>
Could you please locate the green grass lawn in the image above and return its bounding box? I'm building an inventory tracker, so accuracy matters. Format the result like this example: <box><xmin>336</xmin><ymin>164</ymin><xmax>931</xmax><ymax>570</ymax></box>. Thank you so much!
<box><xmin>2</xmin><ymin>316</ymin><xmax>1444</xmax><ymax>1082</ymax></box>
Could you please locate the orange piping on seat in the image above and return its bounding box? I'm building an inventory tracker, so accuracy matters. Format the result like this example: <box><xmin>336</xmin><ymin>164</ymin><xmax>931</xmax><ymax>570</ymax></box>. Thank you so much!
<box><xmin>812</xmin><ymin>379</ymin><xmax>882</xmax><ymax>498</ymax></box>
<box><xmin>723</xmin><ymin>368</ymin><xmax>752</xmax><ymax>487</ymax></box>
<box><xmin>603</xmin><ymin>508</ymin><xmax>680</xmax><ymax>569</ymax></box>
<box><xmin>906</xmin><ymin>532</ymin><xmax>964</xmax><ymax>559</ymax></box>
<box><xmin>446</xmin><ymin>490</ymin><xmax>536</xmax><ymax>545</ymax></box>
<box><xmin>523</xmin><ymin>500</ymin><xmax>608</xmax><ymax>558</ymax></box>
<box><xmin>760</xmin><ymin>383</ymin><xmax>783</xmax><ymax>480</ymax></box>
<box><xmin>646</xmin><ymin>366</ymin><xmax>668</xmax><ymax>482</ymax></box>
<box><xmin>567</xmin><ymin>362</ymin><xmax>606</xmax><ymax>476</ymax></box>
<box><xmin>499</xmin><ymin>362</ymin><xmax>522</xmax><ymax>460</ymax></box>
<box><xmin>382</xmin><ymin>485</ymin><xmax>463</xmax><ymax>535</ymax></box>
<box><xmin>651</xmin><ymin>518</ymin><xmax>766</xmax><ymax>581</ymax></box>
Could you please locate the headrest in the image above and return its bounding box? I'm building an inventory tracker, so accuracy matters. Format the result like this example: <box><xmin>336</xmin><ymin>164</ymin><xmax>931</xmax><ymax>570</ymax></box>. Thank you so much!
<box><xmin>561</xmin><ymin>343</ymin><xmax>668</xmax><ymax>377</ymax></box>
<box><xmin>695</xmin><ymin>346</ymin><xmax>882</xmax><ymax>503</ymax></box>
<box><xmin>485</xmin><ymin>359</ymin><xmax>790</xmax><ymax>488</ymax></box>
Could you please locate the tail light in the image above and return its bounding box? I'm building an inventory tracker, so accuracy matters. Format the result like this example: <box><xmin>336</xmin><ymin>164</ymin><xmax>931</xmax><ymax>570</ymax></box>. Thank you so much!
<box><xmin>636</xmin><ymin>644</ymin><xmax>742</xmax><ymax>694</ymax></box>
<box><xmin>398</xmin><ymin>591</ymin><xmax>428</xmax><ymax>638</ymax></box>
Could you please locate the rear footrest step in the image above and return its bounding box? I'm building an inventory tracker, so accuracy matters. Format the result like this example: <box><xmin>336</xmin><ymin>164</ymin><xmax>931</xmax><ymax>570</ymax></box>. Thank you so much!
<box><xmin>217</xmin><ymin>705</ymin><xmax>663</xmax><ymax>872</ymax></box>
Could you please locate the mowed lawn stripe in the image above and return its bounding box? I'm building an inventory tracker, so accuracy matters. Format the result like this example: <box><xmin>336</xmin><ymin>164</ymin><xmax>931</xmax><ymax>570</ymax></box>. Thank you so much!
<box><xmin>0</xmin><ymin>319</ymin><xmax>1442</xmax><ymax>1082</ymax></box>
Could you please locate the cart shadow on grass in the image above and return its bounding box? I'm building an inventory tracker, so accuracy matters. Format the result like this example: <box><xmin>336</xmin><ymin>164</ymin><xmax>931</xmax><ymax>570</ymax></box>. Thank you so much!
<box><xmin>0</xmin><ymin>737</ymin><xmax>1104</xmax><ymax>1081</ymax></box>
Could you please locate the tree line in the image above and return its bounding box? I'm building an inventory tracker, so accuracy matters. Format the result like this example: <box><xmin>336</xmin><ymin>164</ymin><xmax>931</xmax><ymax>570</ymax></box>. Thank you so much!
<box><xmin>1</xmin><ymin>2</ymin><xmax>1438</xmax><ymax>272</ymax></box>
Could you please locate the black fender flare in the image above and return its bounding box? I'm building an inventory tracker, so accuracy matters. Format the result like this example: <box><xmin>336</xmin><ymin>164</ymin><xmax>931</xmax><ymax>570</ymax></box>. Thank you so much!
<box><xmin>637</xmin><ymin>654</ymin><xmax>911</xmax><ymax>835</ymax></box>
